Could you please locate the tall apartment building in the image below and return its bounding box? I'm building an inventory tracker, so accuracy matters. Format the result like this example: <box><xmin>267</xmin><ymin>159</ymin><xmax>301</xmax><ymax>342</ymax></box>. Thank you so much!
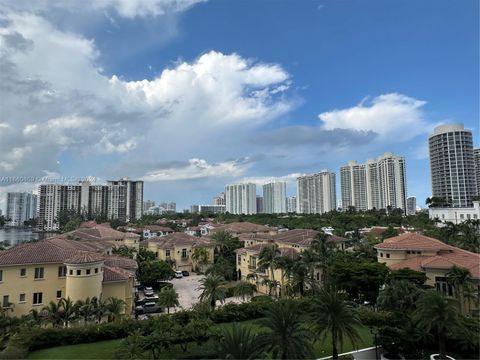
<box><xmin>296</xmin><ymin>171</ymin><xmax>336</xmax><ymax>214</ymax></box>
<box><xmin>190</xmin><ymin>204</ymin><xmax>226</xmax><ymax>214</ymax></box>
<box><xmin>107</xmin><ymin>178</ymin><xmax>143</xmax><ymax>221</ymax></box>
<box><xmin>340</xmin><ymin>153</ymin><xmax>407</xmax><ymax>213</ymax></box>
<box><xmin>286</xmin><ymin>196</ymin><xmax>297</xmax><ymax>213</ymax></box>
<box><xmin>256</xmin><ymin>196</ymin><xmax>264</xmax><ymax>214</ymax></box>
<box><xmin>406</xmin><ymin>196</ymin><xmax>417</xmax><ymax>215</ymax></box>
<box><xmin>225</xmin><ymin>183</ymin><xmax>257</xmax><ymax>215</ymax></box>
<box><xmin>474</xmin><ymin>148</ymin><xmax>480</xmax><ymax>195</ymax></box>
<box><xmin>213</xmin><ymin>192</ymin><xmax>226</xmax><ymax>206</ymax></box>
<box><xmin>340</xmin><ymin>161</ymin><xmax>367</xmax><ymax>211</ymax></box>
<box><xmin>428</xmin><ymin>124</ymin><xmax>477</xmax><ymax>207</ymax></box>
<box><xmin>37</xmin><ymin>180</ymin><xmax>142</xmax><ymax>231</ymax></box>
<box><xmin>6</xmin><ymin>192</ymin><xmax>37</xmax><ymax>226</ymax></box>
<box><xmin>143</xmin><ymin>200</ymin><xmax>155</xmax><ymax>212</ymax></box>
<box><xmin>263</xmin><ymin>182</ymin><xmax>287</xmax><ymax>214</ymax></box>
<box><xmin>159</xmin><ymin>202</ymin><xmax>176</xmax><ymax>213</ymax></box>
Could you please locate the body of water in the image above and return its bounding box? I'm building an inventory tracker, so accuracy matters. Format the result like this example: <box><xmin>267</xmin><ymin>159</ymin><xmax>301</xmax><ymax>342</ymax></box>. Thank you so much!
<box><xmin>0</xmin><ymin>228</ymin><xmax>57</xmax><ymax>247</ymax></box>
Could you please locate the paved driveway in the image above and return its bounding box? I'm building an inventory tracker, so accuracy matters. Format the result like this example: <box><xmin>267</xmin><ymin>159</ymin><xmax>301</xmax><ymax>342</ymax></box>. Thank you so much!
<box><xmin>170</xmin><ymin>274</ymin><xmax>204</xmax><ymax>310</ymax></box>
<box><xmin>170</xmin><ymin>274</ymin><xmax>243</xmax><ymax>311</ymax></box>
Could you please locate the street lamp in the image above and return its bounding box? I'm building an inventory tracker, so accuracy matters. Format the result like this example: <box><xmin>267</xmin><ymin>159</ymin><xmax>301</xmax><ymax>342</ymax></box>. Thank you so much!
<box><xmin>369</xmin><ymin>326</ymin><xmax>379</xmax><ymax>360</ymax></box>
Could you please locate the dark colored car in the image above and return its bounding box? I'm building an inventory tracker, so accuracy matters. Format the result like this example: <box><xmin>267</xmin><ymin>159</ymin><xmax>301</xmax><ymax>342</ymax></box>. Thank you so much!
<box><xmin>181</xmin><ymin>271</ymin><xmax>189</xmax><ymax>277</ymax></box>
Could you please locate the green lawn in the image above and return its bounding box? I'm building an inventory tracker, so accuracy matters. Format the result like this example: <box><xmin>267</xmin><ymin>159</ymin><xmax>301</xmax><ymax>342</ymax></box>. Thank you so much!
<box><xmin>28</xmin><ymin>320</ymin><xmax>373</xmax><ymax>359</ymax></box>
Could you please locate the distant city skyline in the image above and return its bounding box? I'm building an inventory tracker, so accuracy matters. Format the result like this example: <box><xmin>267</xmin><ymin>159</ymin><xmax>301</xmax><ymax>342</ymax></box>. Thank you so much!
<box><xmin>0</xmin><ymin>0</ymin><xmax>478</xmax><ymax>211</ymax></box>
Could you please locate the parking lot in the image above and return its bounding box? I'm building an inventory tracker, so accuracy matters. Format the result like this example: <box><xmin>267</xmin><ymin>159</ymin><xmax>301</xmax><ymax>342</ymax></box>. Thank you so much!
<box><xmin>170</xmin><ymin>274</ymin><xmax>205</xmax><ymax>310</ymax></box>
<box><xmin>170</xmin><ymin>274</ymin><xmax>243</xmax><ymax>311</ymax></box>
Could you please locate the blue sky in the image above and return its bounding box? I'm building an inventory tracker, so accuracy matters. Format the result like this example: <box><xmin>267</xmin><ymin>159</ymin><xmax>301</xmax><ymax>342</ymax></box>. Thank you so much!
<box><xmin>0</xmin><ymin>0</ymin><xmax>478</xmax><ymax>211</ymax></box>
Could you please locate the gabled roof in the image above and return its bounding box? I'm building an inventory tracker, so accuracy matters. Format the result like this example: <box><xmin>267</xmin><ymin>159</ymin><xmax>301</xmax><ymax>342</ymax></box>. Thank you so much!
<box><xmin>104</xmin><ymin>255</ymin><xmax>138</xmax><ymax>270</ymax></box>
<box><xmin>60</xmin><ymin>223</ymin><xmax>138</xmax><ymax>241</ymax></box>
<box><xmin>143</xmin><ymin>232</ymin><xmax>214</xmax><ymax>249</ymax></box>
<box><xmin>272</xmin><ymin>229</ymin><xmax>347</xmax><ymax>246</ymax></box>
<box><xmin>103</xmin><ymin>266</ymin><xmax>132</xmax><ymax>282</ymax></box>
<box><xmin>211</xmin><ymin>222</ymin><xmax>274</xmax><ymax>234</ymax></box>
<box><xmin>144</xmin><ymin>225</ymin><xmax>174</xmax><ymax>232</ymax></box>
<box><xmin>236</xmin><ymin>243</ymin><xmax>299</xmax><ymax>258</ymax></box>
<box><xmin>374</xmin><ymin>233</ymin><xmax>453</xmax><ymax>251</ymax></box>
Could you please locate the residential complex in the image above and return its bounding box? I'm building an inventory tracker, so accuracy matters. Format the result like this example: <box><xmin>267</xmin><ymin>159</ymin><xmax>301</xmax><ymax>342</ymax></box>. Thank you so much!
<box><xmin>0</xmin><ymin>222</ymin><xmax>139</xmax><ymax>317</ymax></box>
<box><xmin>340</xmin><ymin>153</ymin><xmax>407</xmax><ymax>213</ymax></box>
<box><xmin>213</xmin><ymin>192</ymin><xmax>226</xmax><ymax>206</ymax></box>
<box><xmin>262</xmin><ymin>181</ymin><xmax>287</xmax><ymax>214</ymax></box>
<box><xmin>428</xmin><ymin>124</ymin><xmax>477</xmax><ymax>207</ymax></box>
<box><xmin>375</xmin><ymin>233</ymin><xmax>479</xmax><ymax>316</ymax></box>
<box><xmin>429</xmin><ymin>200</ymin><xmax>480</xmax><ymax>224</ymax></box>
<box><xmin>286</xmin><ymin>196</ymin><xmax>297</xmax><ymax>213</ymax></box>
<box><xmin>236</xmin><ymin>229</ymin><xmax>348</xmax><ymax>295</ymax></box>
<box><xmin>340</xmin><ymin>160</ymin><xmax>368</xmax><ymax>211</ymax></box>
<box><xmin>296</xmin><ymin>171</ymin><xmax>336</xmax><ymax>214</ymax></box>
<box><xmin>6</xmin><ymin>192</ymin><xmax>37</xmax><ymax>227</ymax></box>
<box><xmin>143</xmin><ymin>200</ymin><xmax>155</xmax><ymax>212</ymax></box>
<box><xmin>256</xmin><ymin>196</ymin><xmax>264</xmax><ymax>214</ymax></box>
<box><xmin>107</xmin><ymin>178</ymin><xmax>144</xmax><ymax>221</ymax></box>
<box><xmin>225</xmin><ymin>183</ymin><xmax>257</xmax><ymax>215</ymax></box>
<box><xmin>406</xmin><ymin>196</ymin><xmax>417</xmax><ymax>215</ymax></box>
<box><xmin>190</xmin><ymin>204</ymin><xmax>226</xmax><ymax>214</ymax></box>
<box><xmin>38</xmin><ymin>182</ymin><xmax>130</xmax><ymax>231</ymax></box>
<box><xmin>141</xmin><ymin>233</ymin><xmax>215</xmax><ymax>272</ymax></box>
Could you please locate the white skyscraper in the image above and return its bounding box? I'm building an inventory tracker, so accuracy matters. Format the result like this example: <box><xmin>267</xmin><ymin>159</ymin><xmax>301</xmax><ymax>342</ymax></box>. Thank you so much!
<box><xmin>340</xmin><ymin>153</ymin><xmax>407</xmax><ymax>213</ymax></box>
<box><xmin>6</xmin><ymin>192</ymin><xmax>37</xmax><ymax>226</ymax></box>
<box><xmin>340</xmin><ymin>160</ymin><xmax>367</xmax><ymax>211</ymax></box>
<box><xmin>429</xmin><ymin>124</ymin><xmax>477</xmax><ymax>207</ymax></box>
<box><xmin>225</xmin><ymin>183</ymin><xmax>257</xmax><ymax>215</ymax></box>
<box><xmin>406</xmin><ymin>196</ymin><xmax>417</xmax><ymax>215</ymax></box>
<box><xmin>263</xmin><ymin>181</ymin><xmax>287</xmax><ymax>214</ymax></box>
<box><xmin>296</xmin><ymin>171</ymin><xmax>336</xmax><ymax>214</ymax></box>
<box><xmin>473</xmin><ymin>148</ymin><xmax>480</xmax><ymax>195</ymax></box>
<box><xmin>286</xmin><ymin>196</ymin><xmax>297</xmax><ymax>213</ymax></box>
<box><xmin>107</xmin><ymin>178</ymin><xmax>144</xmax><ymax>220</ymax></box>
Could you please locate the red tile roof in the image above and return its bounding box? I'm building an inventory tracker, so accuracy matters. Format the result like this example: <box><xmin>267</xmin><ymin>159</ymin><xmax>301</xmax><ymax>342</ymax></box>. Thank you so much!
<box><xmin>103</xmin><ymin>266</ymin><xmax>131</xmax><ymax>282</ymax></box>
<box><xmin>374</xmin><ymin>233</ymin><xmax>453</xmax><ymax>251</ymax></box>
<box><xmin>143</xmin><ymin>232</ymin><xmax>214</xmax><ymax>249</ymax></box>
<box><xmin>211</xmin><ymin>222</ymin><xmax>274</xmax><ymax>234</ymax></box>
<box><xmin>65</xmin><ymin>252</ymin><xmax>104</xmax><ymax>265</ymax></box>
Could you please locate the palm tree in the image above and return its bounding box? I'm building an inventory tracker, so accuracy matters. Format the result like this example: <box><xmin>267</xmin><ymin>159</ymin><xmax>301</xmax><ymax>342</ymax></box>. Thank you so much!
<box><xmin>105</xmin><ymin>297</ymin><xmax>125</xmax><ymax>322</ymax></box>
<box><xmin>76</xmin><ymin>297</ymin><xmax>96</xmax><ymax>323</ymax></box>
<box><xmin>192</xmin><ymin>247</ymin><xmax>210</xmax><ymax>272</ymax></box>
<box><xmin>258</xmin><ymin>245</ymin><xmax>281</xmax><ymax>296</ymax></box>
<box><xmin>158</xmin><ymin>287</ymin><xmax>179</xmax><ymax>314</ymax></box>
<box><xmin>446</xmin><ymin>266</ymin><xmax>475</xmax><ymax>315</ymax></box>
<box><xmin>233</xmin><ymin>281</ymin><xmax>256</xmax><ymax>301</ymax></box>
<box><xmin>42</xmin><ymin>300</ymin><xmax>64</xmax><ymax>327</ymax></box>
<box><xmin>197</xmin><ymin>275</ymin><xmax>227</xmax><ymax>310</ymax></box>
<box><xmin>216</xmin><ymin>323</ymin><xmax>264</xmax><ymax>359</ymax></box>
<box><xmin>413</xmin><ymin>290</ymin><xmax>459</xmax><ymax>359</ymax></box>
<box><xmin>59</xmin><ymin>297</ymin><xmax>78</xmax><ymax>327</ymax></box>
<box><xmin>211</xmin><ymin>230</ymin><xmax>235</xmax><ymax>258</ymax></box>
<box><xmin>311</xmin><ymin>286</ymin><xmax>361</xmax><ymax>360</ymax></box>
<box><xmin>257</xmin><ymin>300</ymin><xmax>314</xmax><ymax>359</ymax></box>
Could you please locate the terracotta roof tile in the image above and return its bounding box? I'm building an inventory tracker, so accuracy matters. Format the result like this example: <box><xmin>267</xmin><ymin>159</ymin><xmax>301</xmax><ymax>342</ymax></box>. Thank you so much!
<box><xmin>103</xmin><ymin>266</ymin><xmax>131</xmax><ymax>282</ymax></box>
<box><xmin>211</xmin><ymin>222</ymin><xmax>273</xmax><ymax>234</ymax></box>
<box><xmin>65</xmin><ymin>252</ymin><xmax>104</xmax><ymax>265</ymax></box>
<box><xmin>374</xmin><ymin>233</ymin><xmax>453</xmax><ymax>251</ymax></box>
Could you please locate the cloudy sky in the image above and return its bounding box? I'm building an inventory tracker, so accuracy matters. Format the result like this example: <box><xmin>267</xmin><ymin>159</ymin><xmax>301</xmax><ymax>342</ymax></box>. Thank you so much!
<box><xmin>0</xmin><ymin>0</ymin><xmax>478</xmax><ymax>211</ymax></box>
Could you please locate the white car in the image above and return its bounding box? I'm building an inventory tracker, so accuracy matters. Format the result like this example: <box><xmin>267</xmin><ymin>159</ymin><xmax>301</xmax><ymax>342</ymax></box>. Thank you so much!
<box><xmin>174</xmin><ymin>270</ymin><xmax>183</xmax><ymax>278</ymax></box>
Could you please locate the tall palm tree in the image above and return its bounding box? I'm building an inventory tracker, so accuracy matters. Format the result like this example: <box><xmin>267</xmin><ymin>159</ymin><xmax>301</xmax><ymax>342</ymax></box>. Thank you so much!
<box><xmin>76</xmin><ymin>297</ymin><xmax>96</xmax><ymax>323</ymax></box>
<box><xmin>258</xmin><ymin>245</ymin><xmax>281</xmax><ymax>296</ymax></box>
<box><xmin>311</xmin><ymin>286</ymin><xmax>361</xmax><ymax>360</ymax></box>
<box><xmin>59</xmin><ymin>297</ymin><xmax>78</xmax><ymax>327</ymax></box>
<box><xmin>216</xmin><ymin>323</ymin><xmax>264</xmax><ymax>359</ymax></box>
<box><xmin>158</xmin><ymin>287</ymin><xmax>179</xmax><ymax>314</ymax></box>
<box><xmin>211</xmin><ymin>230</ymin><xmax>235</xmax><ymax>258</ymax></box>
<box><xmin>105</xmin><ymin>297</ymin><xmax>125</xmax><ymax>322</ymax></box>
<box><xmin>446</xmin><ymin>266</ymin><xmax>474</xmax><ymax>315</ymax></box>
<box><xmin>257</xmin><ymin>300</ymin><xmax>314</xmax><ymax>359</ymax></box>
<box><xmin>42</xmin><ymin>300</ymin><xmax>64</xmax><ymax>327</ymax></box>
<box><xmin>233</xmin><ymin>281</ymin><xmax>256</xmax><ymax>301</ymax></box>
<box><xmin>413</xmin><ymin>290</ymin><xmax>459</xmax><ymax>359</ymax></box>
<box><xmin>197</xmin><ymin>275</ymin><xmax>227</xmax><ymax>310</ymax></box>
<box><xmin>192</xmin><ymin>247</ymin><xmax>210</xmax><ymax>272</ymax></box>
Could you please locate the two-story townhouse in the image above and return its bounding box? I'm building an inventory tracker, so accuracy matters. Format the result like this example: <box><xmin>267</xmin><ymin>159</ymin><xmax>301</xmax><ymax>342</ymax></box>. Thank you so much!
<box><xmin>141</xmin><ymin>233</ymin><xmax>215</xmax><ymax>272</ymax></box>
<box><xmin>0</xmin><ymin>237</ymin><xmax>137</xmax><ymax>317</ymax></box>
<box><xmin>375</xmin><ymin>233</ymin><xmax>479</xmax><ymax>316</ymax></box>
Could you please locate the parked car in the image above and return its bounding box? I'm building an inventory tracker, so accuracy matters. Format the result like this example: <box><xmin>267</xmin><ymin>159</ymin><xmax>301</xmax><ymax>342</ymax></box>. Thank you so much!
<box><xmin>143</xmin><ymin>302</ymin><xmax>160</xmax><ymax>313</ymax></box>
<box><xmin>144</xmin><ymin>286</ymin><xmax>154</xmax><ymax>296</ymax></box>
<box><xmin>134</xmin><ymin>305</ymin><xmax>144</xmax><ymax>315</ymax></box>
<box><xmin>181</xmin><ymin>271</ymin><xmax>189</xmax><ymax>277</ymax></box>
<box><xmin>174</xmin><ymin>270</ymin><xmax>183</xmax><ymax>278</ymax></box>
<box><xmin>144</xmin><ymin>294</ymin><xmax>159</xmax><ymax>301</ymax></box>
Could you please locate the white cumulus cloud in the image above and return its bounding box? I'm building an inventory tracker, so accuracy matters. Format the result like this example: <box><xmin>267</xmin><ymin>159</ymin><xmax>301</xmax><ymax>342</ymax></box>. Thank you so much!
<box><xmin>319</xmin><ymin>93</ymin><xmax>428</xmax><ymax>141</ymax></box>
